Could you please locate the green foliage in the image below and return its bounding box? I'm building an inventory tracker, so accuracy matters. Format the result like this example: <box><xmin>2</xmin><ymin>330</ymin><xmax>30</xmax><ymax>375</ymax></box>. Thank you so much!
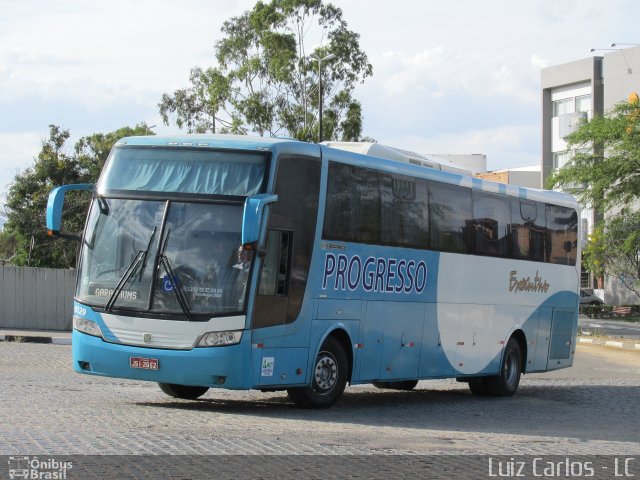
<box><xmin>159</xmin><ymin>0</ymin><xmax>373</xmax><ymax>142</ymax></box>
<box><xmin>0</xmin><ymin>123</ymin><xmax>153</xmax><ymax>268</ymax></box>
<box><xmin>159</xmin><ymin>67</ymin><xmax>232</xmax><ymax>134</ymax></box>
<box><xmin>584</xmin><ymin>211</ymin><xmax>640</xmax><ymax>299</ymax></box>
<box><xmin>547</xmin><ymin>98</ymin><xmax>640</xmax><ymax>299</ymax></box>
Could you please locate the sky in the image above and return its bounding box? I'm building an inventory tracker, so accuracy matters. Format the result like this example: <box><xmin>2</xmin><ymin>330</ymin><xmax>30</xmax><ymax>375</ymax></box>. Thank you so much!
<box><xmin>1</xmin><ymin>0</ymin><xmax>638</xmax><ymax>211</ymax></box>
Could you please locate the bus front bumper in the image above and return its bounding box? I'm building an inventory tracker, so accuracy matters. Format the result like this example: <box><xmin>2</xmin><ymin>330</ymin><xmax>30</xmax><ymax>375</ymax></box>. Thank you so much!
<box><xmin>72</xmin><ymin>330</ymin><xmax>254</xmax><ymax>389</ymax></box>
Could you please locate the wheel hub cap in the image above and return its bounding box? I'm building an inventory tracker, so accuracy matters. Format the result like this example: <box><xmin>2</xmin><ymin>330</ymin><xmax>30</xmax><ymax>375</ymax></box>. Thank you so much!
<box><xmin>314</xmin><ymin>354</ymin><xmax>337</xmax><ymax>392</ymax></box>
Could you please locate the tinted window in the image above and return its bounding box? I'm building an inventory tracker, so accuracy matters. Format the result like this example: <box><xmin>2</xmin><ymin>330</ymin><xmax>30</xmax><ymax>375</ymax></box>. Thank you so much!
<box><xmin>428</xmin><ymin>182</ymin><xmax>472</xmax><ymax>253</ymax></box>
<box><xmin>254</xmin><ymin>155</ymin><xmax>320</xmax><ymax>328</ymax></box>
<box><xmin>472</xmin><ymin>191</ymin><xmax>511</xmax><ymax>257</ymax></box>
<box><xmin>511</xmin><ymin>198</ymin><xmax>546</xmax><ymax>262</ymax></box>
<box><xmin>100</xmin><ymin>147</ymin><xmax>266</xmax><ymax>196</ymax></box>
<box><xmin>546</xmin><ymin>204</ymin><xmax>578</xmax><ymax>266</ymax></box>
<box><xmin>324</xmin><ymin>163</ymin><xmax>429</xmax><ymax>249</ymax></box>
<box><xmin>324</xmin><ymin>162</ymin><xmax>380</xmax><ymax>244</ymax></box>
<box><xmin>324</xmin><ymin>162</ymin><xmax>577</xmax><ymax>265</ymax></box>
<box><xmin>258</xmin><ymin>230</ymin><xmax>292</xmax><ymax>295</ymax></box>
<box><xmin>380</xmin><ymin>174</ymin><xmax>429</xmax><ymax>248</ymax></box>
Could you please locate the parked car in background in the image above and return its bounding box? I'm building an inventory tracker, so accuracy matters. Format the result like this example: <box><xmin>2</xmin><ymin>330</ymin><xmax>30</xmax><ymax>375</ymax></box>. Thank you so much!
<box><xmin>580</xmin><ymin>289</ymin><xmax>604</xmax><ymax>305</ymax></box>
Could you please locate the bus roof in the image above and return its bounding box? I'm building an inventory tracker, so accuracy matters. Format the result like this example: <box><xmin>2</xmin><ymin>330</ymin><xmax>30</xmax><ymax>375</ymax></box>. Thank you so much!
<box><xmin>116</xmin><ymin>134</ymin><xmax>304</xmax><ymax>151</ymax></box>
<box><xmin>115</xmin><ymin>134</ymin><xmax>577</xmax><ymax>210</ymax></box>
<box><xmin>322</xmin><ymin>141</ymin><xmax>472</xmax><ymax>175</ymax></box>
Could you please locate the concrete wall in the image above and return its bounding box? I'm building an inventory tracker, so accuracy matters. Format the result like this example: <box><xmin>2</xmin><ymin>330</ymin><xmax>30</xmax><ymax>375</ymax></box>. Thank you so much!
<box><xmin>603</xmin><ymin>46</ymin><xmax>640</xmax><ymax>110</ymax></box>
<box><xmin>604</xmin><ymin>276</ymin><xmax>640</xmax><ymax>306</ymax></box>
<box><xmin>541</xmin><ymin>56</ymin><xmax>604</xmax><ymax>187</ymax></box>
<box><xmin>0</xmin><ymin>266</ymin><xmax>76</xmax><ymax>331</ymax></box>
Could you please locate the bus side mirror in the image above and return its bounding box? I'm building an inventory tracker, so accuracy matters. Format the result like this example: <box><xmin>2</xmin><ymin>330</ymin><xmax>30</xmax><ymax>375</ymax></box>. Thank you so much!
<box><xmin>46</xmin><ymin>184</ymin><xmax>94</xmax><ymax>239</ymax></box>
<box><xmin>241</xmin><ymin>194</ymin><xmax>278</xmax><ymax>245</ymax></box>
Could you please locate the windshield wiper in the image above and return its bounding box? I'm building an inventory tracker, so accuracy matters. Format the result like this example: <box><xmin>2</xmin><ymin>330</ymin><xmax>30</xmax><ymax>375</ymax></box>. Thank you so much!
<box><xmin>139</xmin><ymin>227</ymin><xmax>158</xmax><ymax>280</ymax></box>
<box><xmin>104</xmin><ymin>227</ymin><xmax>157</xmax><ymax>312</ymax></box>
<box><xmin>157</xmin><ymin>229</ymin><xmax>193</xmax><ymax>321</ymax></box>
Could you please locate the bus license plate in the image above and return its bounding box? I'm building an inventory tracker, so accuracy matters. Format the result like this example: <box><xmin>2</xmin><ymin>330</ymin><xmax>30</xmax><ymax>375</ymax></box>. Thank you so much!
<box><xmin>130</xmin><ymin>357</ymin><xmax>159</xmax><ymax>370</ymax></box>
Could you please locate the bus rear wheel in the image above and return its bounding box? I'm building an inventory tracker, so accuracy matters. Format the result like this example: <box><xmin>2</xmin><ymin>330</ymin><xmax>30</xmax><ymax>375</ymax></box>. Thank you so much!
<box><xmin>486</xmin><ymin>337</ymin><xmax>522</xmax><ymax>396</ymax></box>
<box><xmin>372</xmin><ymin>380</ymin><xmax>419</xmax><ymax>391</ymax></box>
<box><xmin>467</xmin><ymin>337</ymin><xmax>522</xmax><ymax>396</ymax></box>
<box><xmin>158</xmin><ymin>383</ymin><xmax>209</xmax><ymax>400</ymax></box>
<box><xmin>287</xmin><ymin>336</ymin><xmax>348</xmax><ymax>409</ymax></box>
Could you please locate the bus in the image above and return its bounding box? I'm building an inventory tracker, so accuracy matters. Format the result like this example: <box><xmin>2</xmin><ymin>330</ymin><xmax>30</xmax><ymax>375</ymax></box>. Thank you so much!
<box><xmin>47</xmin><ymin>134</ymin><xmax>580</xmax><ymax>408</ymax></box>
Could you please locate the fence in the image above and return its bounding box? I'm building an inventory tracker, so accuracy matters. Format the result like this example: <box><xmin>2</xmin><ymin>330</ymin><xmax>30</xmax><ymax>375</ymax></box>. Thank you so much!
<box><xmin>0</xmin><ymin>266</ymin><xmax>76</xmax><ymax>331</ymax></box>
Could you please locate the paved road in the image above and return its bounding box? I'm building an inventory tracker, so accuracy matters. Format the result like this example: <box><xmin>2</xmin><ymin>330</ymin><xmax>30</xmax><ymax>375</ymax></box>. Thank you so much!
<box><xmin>1</xmin><ymin>341</ymin><xmax>638</xmax><ymax>461</ymax></box>
<box><xmin>579</xmin><ymin>315</ymin><xmax>640</xmax><ymax>340</ymax></box>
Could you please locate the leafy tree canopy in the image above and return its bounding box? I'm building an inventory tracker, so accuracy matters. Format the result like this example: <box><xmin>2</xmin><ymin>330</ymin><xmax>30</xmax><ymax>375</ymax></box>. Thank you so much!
<box><xmin>583</xmin><ymin>211</ymin><xmax>640</xmax><ymax>298</ymax></box>
<box><xmin>159</xmin><ymin>0</ymin><xmax>373</xmax><ymax>142</ymax></box>
<box><xmin>548</xmin><ymin>96</ymin><xmax>640</xmax><ymax>298</ymax></box>
<box><xmin>0</xmin><ymin>123</ymin><xmax>153</xmax><ymax>268</ymax></box>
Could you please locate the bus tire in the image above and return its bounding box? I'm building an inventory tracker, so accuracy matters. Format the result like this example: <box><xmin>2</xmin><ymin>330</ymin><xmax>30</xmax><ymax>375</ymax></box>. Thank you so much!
<box><xmin>372</xmin><ymin>380</ymin><xmax>418</xmax><ymax>391</ymax></box>
<box><xmin>468</xmin><ymin>377</ymin><xmax>489</xmax><ymax>395</ymax></box>
<box><xmin>158</xmin><ymin>383</ymin><xmax>209</xmax><ymax>400</ymax></box>
<box><xmin>485</xmin><ymin>337</ymin><xmax>522</xmax><ymax>397</ymax></box>
<box><xmin>287</xmin><ymin>336</ymin><xmax>348</xmax><ymax>409</ymax></box>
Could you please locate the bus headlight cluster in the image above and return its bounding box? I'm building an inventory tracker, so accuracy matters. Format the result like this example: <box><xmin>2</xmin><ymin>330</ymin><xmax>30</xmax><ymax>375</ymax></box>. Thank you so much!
<box><xmin>73</xmin><ymin>316</ymin><xmax>103</xmax><ymax>338</ymax></box>
<box><xmin>198</xmin><ymin>331</ymin><xmax>242</xmax><ymax>347</ymax></box>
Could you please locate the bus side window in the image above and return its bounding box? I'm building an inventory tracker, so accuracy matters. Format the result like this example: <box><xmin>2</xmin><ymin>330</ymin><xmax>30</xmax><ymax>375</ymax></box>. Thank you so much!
<box><xmin>428</xmin><ymin>182</ymin><xmax>472</xmax><ymax>254</ymax></box>
<box><xmin>546</xmin><ymin>204</ymin><xmax>578</xmax><ymax>266</ymax></box>
<box><xmin>472</xmin><ymin>191</ymin><xmax>511</xmax><ymax>257</ymax></box>
<box><xmin>380</xmin><ymin>174</ymin><xmax>429</xmax><ymax>249</ymax></box>
<box><xmin>324</xmin><ymin>162</ymin><xmax>381</xmax><ymax>244</ymax></box>
<box><xmin>511</xmin><ymin>198</ymin><xmax>546</xmax><ymax>262</ymax></box>
<box><xmin>258</xmin><ymin>230</ymin><xmax>292</xmax><ymax>296</ymax></box>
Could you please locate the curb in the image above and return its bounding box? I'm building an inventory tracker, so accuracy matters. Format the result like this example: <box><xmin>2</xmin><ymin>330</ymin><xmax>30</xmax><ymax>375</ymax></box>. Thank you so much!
<box><xmin>0</xmin><ymin>330</ymin><xmax>72</xmax><ymax>345</ymax></box>
<box><xmin>578</xmin><ymin>336</ymin><xmax>640</xmax><ymax>351</ymax></box>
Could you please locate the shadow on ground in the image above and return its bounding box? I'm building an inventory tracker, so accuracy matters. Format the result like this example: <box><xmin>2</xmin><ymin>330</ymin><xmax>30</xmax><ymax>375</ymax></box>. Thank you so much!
<box><xmin>135</xmin><ymin>383</ymin><xmax>640</xmax><ymax>443</ymax></box>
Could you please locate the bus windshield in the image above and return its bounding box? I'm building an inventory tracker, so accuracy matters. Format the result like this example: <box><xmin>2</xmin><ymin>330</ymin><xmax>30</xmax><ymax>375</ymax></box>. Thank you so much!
<box><xmin>98</xmin><ymin>146</ymin><xmax>266</xmax><ymax>196</ymax></box>
<box><xmin>77</xmin><ymin>198</ymin><xmax>249</xmax><ymax>318</ymax></box>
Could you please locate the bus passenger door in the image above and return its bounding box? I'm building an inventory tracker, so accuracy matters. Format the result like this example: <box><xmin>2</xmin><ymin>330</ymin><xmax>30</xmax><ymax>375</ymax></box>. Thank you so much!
<box><xmin>251</xmin><ymin>154</ymin><xmax>321</xmax><ymax>387</ymax></box>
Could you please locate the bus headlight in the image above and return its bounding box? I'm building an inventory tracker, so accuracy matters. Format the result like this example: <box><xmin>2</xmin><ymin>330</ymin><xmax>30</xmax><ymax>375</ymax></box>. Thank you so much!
<box><xmin>197</xmin><ymin>331</ymin><xmax>242</xmax><ymax>347</ymax></box>
<box><xmin>73</xmin><ymin>316</ymin><xmax>103</xmax><ymax>338</ymax></box>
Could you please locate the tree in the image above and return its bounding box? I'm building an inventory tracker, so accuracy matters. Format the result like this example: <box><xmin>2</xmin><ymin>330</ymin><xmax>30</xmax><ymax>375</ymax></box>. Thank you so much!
<box><xmin>159</xmin><ymin>0</ymin><xmax>373</xmax><ymax>142</ymax></box>
<box><xmin>548</xmin><ymin>96</ymin><xmax>640</xmax><ymax>298</ymax></box>
<box><xmin>0</xmin><ymin>123</ymin><xmax>153</xmax><ymax>268</ymax></box>
<box><xmin>583</xmin><ymin>212</ymin><xmax>640</xmax><ymax>298</ymax></box>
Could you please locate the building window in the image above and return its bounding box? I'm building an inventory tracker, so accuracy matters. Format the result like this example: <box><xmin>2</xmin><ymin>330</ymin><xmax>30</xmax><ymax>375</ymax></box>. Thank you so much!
<box><xmin>553</xmin><ymin>98</ymin><xmax>573</xmax><ymax>117</ymax></box>
<box><xmin>553</xmin><ymin>151</ymin><xmax>571</xmax><ymax>169</ymax></box>
<box><xmin>575</xmin><ymin>94</ymin><xmax>591</xmax><ymax>113</ymax></box>
<box><xmin>580</xmin><ymin>271</ymin><xmax>590</xmax><ymax>288</ymax></box>
<box><xmin>581</xmin><ymin>218</ymin><xmax>589</xmax><ymax>242</ymax></box>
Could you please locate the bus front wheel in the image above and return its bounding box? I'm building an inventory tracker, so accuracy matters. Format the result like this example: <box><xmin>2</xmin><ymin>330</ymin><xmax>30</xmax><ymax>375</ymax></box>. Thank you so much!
<box><xmin>287</xmin><ymin>336</ymin><xmax>348</xmax><ymax>409</ymax></box>
<box><xmin>158</xmin><ymin>383</ymin><xmax>209</xmax><ymax>400</ymax></box>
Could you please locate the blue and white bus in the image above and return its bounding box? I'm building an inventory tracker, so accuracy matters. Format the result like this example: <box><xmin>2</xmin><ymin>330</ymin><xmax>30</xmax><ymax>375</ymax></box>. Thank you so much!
<box><xmin>47</xmin><ymin>135</ymin><xmax>580</xmax><ymax>408</ymax></box>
